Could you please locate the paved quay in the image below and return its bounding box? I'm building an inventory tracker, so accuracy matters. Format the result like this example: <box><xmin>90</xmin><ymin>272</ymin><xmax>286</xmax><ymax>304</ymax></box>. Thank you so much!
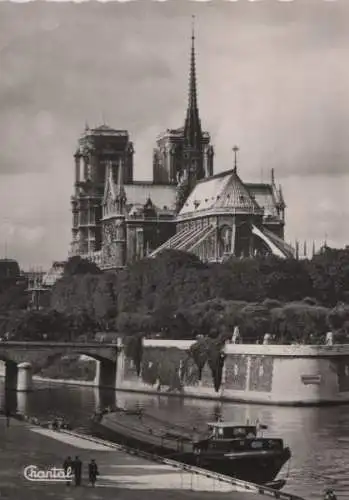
<box><xmin>0</xmin><ymin>416</ymin><xmax>304</xmax><ymax>500</ymax></box>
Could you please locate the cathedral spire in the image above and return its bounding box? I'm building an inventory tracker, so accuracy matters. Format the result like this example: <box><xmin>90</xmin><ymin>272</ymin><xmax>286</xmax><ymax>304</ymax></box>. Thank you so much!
<box><xmin>183</xmin><ymin>15</ymin><xmax>202</xmax><ymax>148</ymax></box>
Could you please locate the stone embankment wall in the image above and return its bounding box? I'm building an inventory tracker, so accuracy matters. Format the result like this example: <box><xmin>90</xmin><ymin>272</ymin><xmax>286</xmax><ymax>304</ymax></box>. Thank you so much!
<box><xmin>116</xmin><ymin>340</ymin><xmax>349</xmax><ymax>405</ymax></box>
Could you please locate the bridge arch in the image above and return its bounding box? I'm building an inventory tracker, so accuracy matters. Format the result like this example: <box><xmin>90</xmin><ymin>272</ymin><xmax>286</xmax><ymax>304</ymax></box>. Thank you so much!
<box><xmin>0</xmin><ymin>342</ymin><xmax>120</xmax><ymax>392</ymax></box>
<box><xmin>38</xmin><ymin>351</ymin><xmax>116</xmax><ymax>388</ymax></box>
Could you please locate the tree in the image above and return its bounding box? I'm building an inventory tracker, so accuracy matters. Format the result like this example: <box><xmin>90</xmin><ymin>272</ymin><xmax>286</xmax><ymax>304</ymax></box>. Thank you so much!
<box><xmin>43</xmin><ymin>246</ymin><xmax>349</xmax><ymax>346</ymax></box>
<box><xmin>259</xmin><ymin>256</ymin><xmax>313</xmax><ymax>301</ymax></box>
<box><xmin>116</xmin><ymin>312</ymin><xmax>154</xmax><ymax>335</ymax></box>
<box><xmin>124</xmin><ymin>333</ymin><xmax>143</xmax><ymax>376</ymax></box>
<box><xmin>270</xmin><ymin>302</ymin><xmax>329</xmax><ymax>344</ymax></box>
<box><xmin>238</xmin><ymin>303</ymin><xmax>272</xmax><ymax>343</ymax></box>
<box><xmin>63</xmin><ymin>256</ymin><xmax>102</xmax><ymax>276</ymax></box>
<box><xmin>8</xmin><ymin>309</ymin><xmax>69</xmax><ymax>341</ymax></box>
<box><xmin>327</xmin><ymin>303</ymin><xmax>349</xmax><ymax>342</ymax></box>
<box><xmin>307</xmin><ymin>247</ymin><xmax>349</xmax><ymax>305</ymax></box>
<box><xmin>189</xmin><ymin>333</ymin><xmax>229</xmax><ymax>391</ymax></box>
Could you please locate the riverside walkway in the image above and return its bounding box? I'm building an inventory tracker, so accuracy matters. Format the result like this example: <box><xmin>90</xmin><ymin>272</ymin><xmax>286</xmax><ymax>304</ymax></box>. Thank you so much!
<box><xmin>0</xmin><ymin>416</ymin><xmax>305</xmax><ymax>500</ymax></box>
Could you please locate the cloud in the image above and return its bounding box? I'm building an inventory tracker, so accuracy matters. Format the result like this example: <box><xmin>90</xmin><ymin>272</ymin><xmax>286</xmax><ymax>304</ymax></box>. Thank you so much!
<box><xmin>0</xmin><ymin>0</ymin><xmax>348</xmax><ymax>267</ymax></box>
<box><xmin>282</xmin><ymin>174</ymin><xmax>349</xmax><ymax>252</ymax></box>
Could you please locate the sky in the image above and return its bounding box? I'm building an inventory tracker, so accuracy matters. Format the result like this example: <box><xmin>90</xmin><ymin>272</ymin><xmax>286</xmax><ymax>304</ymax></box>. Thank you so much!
<box><xmin>0</xmin><ymin>0</ymin><xmax>349</xmax><ymax>269</ymax></box>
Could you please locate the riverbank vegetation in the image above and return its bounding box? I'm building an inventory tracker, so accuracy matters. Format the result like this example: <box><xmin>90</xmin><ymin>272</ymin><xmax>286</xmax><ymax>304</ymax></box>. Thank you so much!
<box><xmin>2</xmin><ymin>247</ymin><xmax>349</xmax><ymax>346</ymax></box>
<box><xmin>53</xmin><ymin>247</ymin><xmax>349</xmax><ymax>343</ymax></box>
<box><xmin>2</xmin><ymin>248</ymin><xmax>349</xmax><ymax>386</ymax></box>
<box><xmin>35</xmin><ymin>355</ymin><xmax>96</xmax><ymax>381</ymax></box>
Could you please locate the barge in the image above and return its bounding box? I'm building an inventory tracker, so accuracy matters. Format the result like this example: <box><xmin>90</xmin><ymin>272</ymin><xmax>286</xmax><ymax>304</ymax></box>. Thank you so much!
<box><xmin>91</xmin><ymin>407</ymin><xmax>291</xmax><ymax>487</ymax></box>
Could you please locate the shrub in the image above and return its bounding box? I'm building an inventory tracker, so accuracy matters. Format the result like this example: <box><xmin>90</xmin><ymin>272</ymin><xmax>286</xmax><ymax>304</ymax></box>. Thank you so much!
<box><xmin>327</xmin><ymin>303</ymin><xmax>349</xmax><ymax>342</ymax></box>
<box><xmin>238</xmin><ymin>304</ymin><xmax>272</xmax><ymax>343</ymax></box>
<box><xmin>271</xmin><ymin>303</ymin><xmax>329</xmax><ymax>344</ymax></box>
<box><xmin>188</xmin><ymin>333</ymin><xmax>228</xmax><ymax>392</ymax></box>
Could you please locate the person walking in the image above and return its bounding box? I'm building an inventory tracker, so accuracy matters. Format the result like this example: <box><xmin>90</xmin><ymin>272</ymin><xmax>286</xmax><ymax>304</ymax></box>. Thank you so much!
<box><xmin>324</xmin><ymin>488</ymin><xmax>337</xmax><ymax>500</ymax></box>
<box><xmin>63</xmin><ymin>456</ymin><xmax>73</xmax><ymax>486</ymax></box>
<box><xmin>5</xmin><ymin>408</ymin><xmax>10</xmax><ymax>427</ymax></box>
<box><xmin>88</xmin><ymin>459</ymin><xmax>99</xmax><ymax>487</ymax></box>
<box><xmin>72</xmin><ymin>456</ymin><xmax>82</xmax><ymax>486</ymax></box>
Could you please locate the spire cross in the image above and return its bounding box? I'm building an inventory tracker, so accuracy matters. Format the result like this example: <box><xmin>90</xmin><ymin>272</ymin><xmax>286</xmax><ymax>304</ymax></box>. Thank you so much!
<box><xmin>191</xmin><ymin>14</ymin><xmax>195</xmax><ymax>40</ymax></box>
<box><xmin>233</xmin><ymin>145</ymin><xmax>239</xmax><ymax>172</ymax></box>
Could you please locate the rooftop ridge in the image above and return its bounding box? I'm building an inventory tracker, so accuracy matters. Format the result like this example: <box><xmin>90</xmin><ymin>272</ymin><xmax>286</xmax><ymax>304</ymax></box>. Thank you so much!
<box><xmin>196</xmin><ymin>168</ymin><xmax>236</xmax><ymax>184</ymax></box>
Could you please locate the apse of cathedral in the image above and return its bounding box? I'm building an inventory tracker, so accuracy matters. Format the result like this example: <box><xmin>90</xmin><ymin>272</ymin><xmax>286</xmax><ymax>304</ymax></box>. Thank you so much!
<box><xmin>69</xmin><ymin>24</ymin><xmax>294</xmax><ymax>271</ymax></box>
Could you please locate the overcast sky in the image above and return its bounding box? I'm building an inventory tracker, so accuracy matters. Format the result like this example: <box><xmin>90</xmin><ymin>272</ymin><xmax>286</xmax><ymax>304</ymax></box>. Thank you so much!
<box><xmin>0</xmin><ymin>0</ymin><xmax>348</xmax><ymax>269</ymax></box>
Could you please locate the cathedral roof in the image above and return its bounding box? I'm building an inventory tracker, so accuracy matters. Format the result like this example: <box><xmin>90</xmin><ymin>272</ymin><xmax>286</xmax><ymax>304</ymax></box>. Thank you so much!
<box><xmin>94</xmin><ymin>124</ymin><xmax>114</xmax><ymax>131</ymax></box>
<box><xmin>84</xmin><ymin>125</ymin><xmax>129</xmax><ymax>137</ymax></box>
<box><xmin>125</xmin><ymin>184</ymin><xmax>177</xmax><ymax>212</ymax></box>
<box><xmin>179</xmin><ymin>169</ymin><xmax>263</xmax><ymax>218</ymax></box>
<box><xmin>246</xmin><ymin>183</ymin><xmax>279</xmax><ymax>218</ymax></box>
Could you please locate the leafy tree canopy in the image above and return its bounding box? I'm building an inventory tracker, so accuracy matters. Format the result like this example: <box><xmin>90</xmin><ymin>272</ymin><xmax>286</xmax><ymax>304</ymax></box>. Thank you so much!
<box><xmin>6</xmin><ymin>246</ymin><xmax>349</xmax><ymax>344</ymax></box>
<box><xmin>63</xmin><ymin>256</ymin><xmax>102</xmax><ymax>277</ymax></box>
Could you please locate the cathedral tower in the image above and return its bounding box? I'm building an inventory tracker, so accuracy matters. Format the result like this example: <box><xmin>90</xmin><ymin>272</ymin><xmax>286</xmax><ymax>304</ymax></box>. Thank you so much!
<box><xmin>152</xmin><ymin>18</ymin><xmax>214</xmax><ymax>206</ymax></box>
<box><xmin>70</xmin><ymin>125</ymin><xmax>134</xmax><ymax>259</ymax></box>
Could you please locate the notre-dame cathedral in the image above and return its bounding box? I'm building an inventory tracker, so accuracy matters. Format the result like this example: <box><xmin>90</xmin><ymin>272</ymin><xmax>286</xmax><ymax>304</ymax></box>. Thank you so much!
<box><xmin>69</xmin><ymin>26</ymin><xmax>294</xmax><ymax>271</ymax></box>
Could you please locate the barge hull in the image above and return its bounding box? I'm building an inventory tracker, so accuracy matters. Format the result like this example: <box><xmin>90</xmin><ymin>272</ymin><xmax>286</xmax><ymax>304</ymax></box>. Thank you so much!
<box><xmin>91</xmin><ymin>415</ymin><xmax>290</xmax><ymax>486</ymax></box>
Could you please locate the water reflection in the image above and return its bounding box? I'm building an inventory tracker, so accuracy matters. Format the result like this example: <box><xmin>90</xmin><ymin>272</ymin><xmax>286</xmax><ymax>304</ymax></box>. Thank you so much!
<box><xmin>0</xmin><ymin>380</ymin><xmax>349</xmax><ymax>499</ymax></box>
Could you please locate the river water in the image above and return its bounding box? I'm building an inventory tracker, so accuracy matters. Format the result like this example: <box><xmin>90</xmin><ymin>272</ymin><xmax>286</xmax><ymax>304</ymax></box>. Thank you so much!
<box><xmin>0</xmin><ymin>379</ymin><xmax>348</xmax><ymax>500</ymax></box>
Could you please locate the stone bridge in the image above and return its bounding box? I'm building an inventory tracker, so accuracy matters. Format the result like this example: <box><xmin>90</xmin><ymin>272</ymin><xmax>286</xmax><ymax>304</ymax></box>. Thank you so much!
<box><xmin>0</xmin><ymin>341</ymin><xmax>121</xmax><ymax>392</ymax></box>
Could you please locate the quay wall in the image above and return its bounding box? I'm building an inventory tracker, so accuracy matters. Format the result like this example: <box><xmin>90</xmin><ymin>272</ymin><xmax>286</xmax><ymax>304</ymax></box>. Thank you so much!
<box><xmin>2</xmin><ymin>341</ymin><xmax>349</xmax><ymax>405</ymax></box>
<box><xmin>116</xmin><ymin>340</ymin><xmax>349</xmax><ymax>405</ymax></box>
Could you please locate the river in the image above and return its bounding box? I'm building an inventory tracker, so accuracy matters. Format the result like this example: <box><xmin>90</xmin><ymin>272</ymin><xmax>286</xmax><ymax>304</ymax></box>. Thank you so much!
<box><xmin>0</xmin><ymin>379</ymin><xmax>348</xmax><ymax>500</ymax></box>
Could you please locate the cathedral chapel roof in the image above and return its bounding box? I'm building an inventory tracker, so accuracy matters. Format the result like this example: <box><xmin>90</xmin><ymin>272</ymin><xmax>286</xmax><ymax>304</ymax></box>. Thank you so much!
<box><xmin>105</xmin><ymin>162</ymin><xmax>177</xmax><ymax>212</ymax></box>
<box><xmin>246</xmin><ymin>183</ymin><xmax>279</xmax><ymax>218</ymax></box>
<box><xmin>179</xmin><ymin>169</ymin><xmax>263</xmax><ymax>217</ymax></box>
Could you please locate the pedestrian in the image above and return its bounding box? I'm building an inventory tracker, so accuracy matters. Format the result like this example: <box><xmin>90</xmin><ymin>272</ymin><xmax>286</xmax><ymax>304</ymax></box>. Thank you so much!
<box><xmin>88</xmin><ymin>459</ymin><xmax>99</xmax><ymax>487</ymax></box>
<box><xmin>72</xmin><ymin>456</ymin><xmax>82</xmax><ymax>486</ymax></box>
<box><xmin>324</xmin><ymin>488</ymin><xmax>337</xmax><ymax>500</ymax></box>
<box><xmin>5</xmin><ymin>408</ymin><xmax>10</xmax><ymax>427</ymax></box>
<box><xmin>63</xmin><ymin>456</ymin><xmax>73</xmax><ymax>486</ymax></box>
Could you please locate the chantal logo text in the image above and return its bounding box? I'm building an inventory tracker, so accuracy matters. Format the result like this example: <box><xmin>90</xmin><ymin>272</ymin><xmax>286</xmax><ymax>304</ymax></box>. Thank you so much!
<box><xmin>24</xmin><ymin>465</ymin><xmax>73</xmax><ymax>482</ymax></box>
